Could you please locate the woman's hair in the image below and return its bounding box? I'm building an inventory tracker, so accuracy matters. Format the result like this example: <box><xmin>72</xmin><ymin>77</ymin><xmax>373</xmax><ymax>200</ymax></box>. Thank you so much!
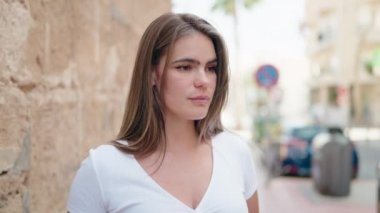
<box><xmin>113</xmin><ymin>13</ymin><xmax>229</xmax><ymax>157</ymax></box>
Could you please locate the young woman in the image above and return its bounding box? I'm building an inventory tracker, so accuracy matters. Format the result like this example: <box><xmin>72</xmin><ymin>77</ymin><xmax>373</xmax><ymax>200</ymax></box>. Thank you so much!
<box><xmin>68</xmin><ymin>13</ymin><xmax>259</xmax><ymax>213</ymax></box>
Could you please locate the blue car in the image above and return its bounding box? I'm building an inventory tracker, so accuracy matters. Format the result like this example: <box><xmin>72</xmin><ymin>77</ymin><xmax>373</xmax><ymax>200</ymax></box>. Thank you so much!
<box><xmin>280</xmin><ymin>126</ymin><xmax>359</xmax><ymax>178</ymax></box>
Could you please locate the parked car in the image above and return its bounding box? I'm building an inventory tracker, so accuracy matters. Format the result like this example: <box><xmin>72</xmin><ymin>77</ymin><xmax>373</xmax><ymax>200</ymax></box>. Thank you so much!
<box><xmin>280</xmin><ymin>126</ymin><xmax>359</xmax><ymax>178</ymax></box>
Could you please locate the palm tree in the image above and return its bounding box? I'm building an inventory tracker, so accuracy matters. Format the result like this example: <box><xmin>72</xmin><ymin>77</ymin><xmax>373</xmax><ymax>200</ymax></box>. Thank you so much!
<box><xmin>211</xmin><ymin>0</ymin><xmax>260</xmax><ymax>59</ymax></box>
<box><xmin>211</xmin><ymin>0</ymin><xmax>261</xmax><ymax>130</ymax></box>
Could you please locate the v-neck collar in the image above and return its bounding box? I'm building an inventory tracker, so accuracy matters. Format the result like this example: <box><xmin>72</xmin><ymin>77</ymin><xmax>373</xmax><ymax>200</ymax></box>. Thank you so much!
<box><xmin>131</xmin><ymin>139</ymin><xmax>216</xmax><ymax>211</ymax></box>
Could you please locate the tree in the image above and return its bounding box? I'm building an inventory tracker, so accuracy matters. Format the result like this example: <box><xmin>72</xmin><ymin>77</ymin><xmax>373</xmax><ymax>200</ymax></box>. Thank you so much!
<box><xmin>212</xmin><ymin>0</ymin><xmax>260</xmax><ymax>15</ymax></box>
<box><xmin>211</xmin><ymin>0</ymin><xmax>260</xmax><ymax>54</ymax></box>
<box><xmin>211</xmin><ymin>0</ymin><xmax>261</xmax><ymax>130</ymax></box>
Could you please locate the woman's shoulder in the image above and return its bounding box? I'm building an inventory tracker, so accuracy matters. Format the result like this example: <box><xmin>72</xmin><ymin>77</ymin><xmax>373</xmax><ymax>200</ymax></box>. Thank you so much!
<box><xmin>86</xmin><ymin>141</ymin><xmax>135</xmax><ymax>169</ymax></box>
<box><xmin>213</xmin><ymin>131</ymin><xmax>249</xmax><ymax>147</ymax></box>
<box><xmin>90</xmin><ymin>142</ymin><xmax>126</xmax><ymax>157</ymax></box>
<box><xmin>213</xmin><ymin>130</ymin><xmax>252</xmax><ymax>155</ymax></box>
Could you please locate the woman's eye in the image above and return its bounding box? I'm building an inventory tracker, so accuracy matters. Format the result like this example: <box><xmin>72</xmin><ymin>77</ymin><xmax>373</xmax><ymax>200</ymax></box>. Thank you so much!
<box><xmin>207</xmin><ymin>66</ymin><xmax>217</xmax><ymax>72</ymax></box>
<box><xmin>175</xmin><ymin>65</ymin><xmax>192</xmax><ymax>71</ymax></box>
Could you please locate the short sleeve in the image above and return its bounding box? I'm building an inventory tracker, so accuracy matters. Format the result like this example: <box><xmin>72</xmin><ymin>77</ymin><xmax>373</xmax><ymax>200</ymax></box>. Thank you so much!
<box><xmin>67</xmin><ymin>156</ymin><xmax>106</xmax><ymax>213</ymax></box>
<box><xmin>241</xmin><ymin>142</ymin><xmax>258</xmax><ymax>199</ymax></box>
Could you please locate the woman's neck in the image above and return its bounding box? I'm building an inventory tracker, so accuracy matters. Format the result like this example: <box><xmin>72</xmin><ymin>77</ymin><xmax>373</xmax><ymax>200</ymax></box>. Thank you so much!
<box><xmin>163</xmin><ymin>116</ymin><xmax>201</xmax><ymax>153</ymax></box>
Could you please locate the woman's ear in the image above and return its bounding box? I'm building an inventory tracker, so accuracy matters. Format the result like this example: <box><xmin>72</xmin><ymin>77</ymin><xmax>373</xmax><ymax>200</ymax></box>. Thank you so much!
<box><xmin>152</xmin><ymin>66</ymin><xmax>160</xmax><ymax>86</ymax></box>
<box><xmin>152</xmin><ymin>69</ymin><xmax>158</xmax><ymax>86</ymax></box>
<box><xmin>152</xmin><ymin>56</ymin><xmax>164</xmax><ymax>86</ymax></box>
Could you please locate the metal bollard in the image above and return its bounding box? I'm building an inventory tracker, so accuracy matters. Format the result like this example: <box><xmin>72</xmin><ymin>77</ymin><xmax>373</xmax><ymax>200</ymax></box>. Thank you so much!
<box><xmin>377</xmin><ymin>161</ymin><xmax>380</xmax><ymax>213</ymax></box>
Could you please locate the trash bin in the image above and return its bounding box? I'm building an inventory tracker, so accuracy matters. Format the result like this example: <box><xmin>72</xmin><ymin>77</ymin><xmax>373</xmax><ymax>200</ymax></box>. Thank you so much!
<box><xmin>312</xmin><ymin>132</ymin><xmax>352</xmax><ymax>196</ymax></box>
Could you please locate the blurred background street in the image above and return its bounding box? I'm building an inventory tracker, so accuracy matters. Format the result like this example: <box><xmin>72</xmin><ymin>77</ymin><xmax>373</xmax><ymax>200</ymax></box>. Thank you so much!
<box><xmin>1</xmin><ymin>0</ymin><xmax>380</xmax><ymax>212</ymax></box>
<box><xmin>255</xmin><ymin>139</ymin><xmax>380</xmax><ymax>213</ymax></box>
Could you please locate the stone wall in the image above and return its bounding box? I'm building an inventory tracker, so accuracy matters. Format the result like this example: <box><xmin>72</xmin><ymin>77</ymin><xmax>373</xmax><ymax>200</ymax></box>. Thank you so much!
<box><xmin>0</xmin><ymin>0</ymin><xmax>171</xmax><ymax>212</ymax></box>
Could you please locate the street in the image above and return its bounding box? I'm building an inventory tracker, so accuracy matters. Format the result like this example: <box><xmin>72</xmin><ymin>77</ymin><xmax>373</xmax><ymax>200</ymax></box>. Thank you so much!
<box><xmin>259</xmin><ymin>177</ymin><xmax>376</xmax><ymax>213</ymax></box>
<box><xmin>252</xmin><ymin>140</ymin><xmax>380</xmax><ymax>213</ymax></box>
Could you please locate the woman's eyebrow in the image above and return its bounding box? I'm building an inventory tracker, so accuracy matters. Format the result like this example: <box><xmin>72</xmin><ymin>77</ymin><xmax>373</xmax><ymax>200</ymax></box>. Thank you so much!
<box><xmin>171</xmin><ymin>58</ymin><xmax>217</xmax><ymax>65</ymax></box>
<box><xmin>171</xmin><ymin>58</ymin><xmax>200</xmax><ymax>65</ymax></box>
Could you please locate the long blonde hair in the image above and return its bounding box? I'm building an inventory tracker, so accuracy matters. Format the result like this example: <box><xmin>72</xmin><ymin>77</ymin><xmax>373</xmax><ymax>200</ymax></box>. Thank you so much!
<box><xmin>113</xmin><ymin>13</ymin><xmax>229</xmax><ymax>157</ymax></box>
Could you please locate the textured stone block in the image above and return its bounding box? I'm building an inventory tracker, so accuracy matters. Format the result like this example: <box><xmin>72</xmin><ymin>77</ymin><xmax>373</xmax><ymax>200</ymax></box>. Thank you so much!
<box><xmin>0</xmin><ymin>86</ymin><xmax>28</xmax><ymax>174</ymax></box>
<box><xmin>0</xmin><ymin>0</ymin><xmax>171</xmax><ymax>212</ymax></box>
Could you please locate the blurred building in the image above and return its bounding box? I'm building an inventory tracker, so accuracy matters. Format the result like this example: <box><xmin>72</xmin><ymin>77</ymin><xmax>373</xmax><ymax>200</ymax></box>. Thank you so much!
<box><xmin>303</xmin><ymin>0</ymin><xmax>380</xmax><ymax>127</ymax></box>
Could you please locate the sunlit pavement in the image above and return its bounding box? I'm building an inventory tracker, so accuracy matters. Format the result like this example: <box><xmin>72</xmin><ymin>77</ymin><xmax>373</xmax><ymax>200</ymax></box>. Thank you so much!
<box><xmin>258</xmin><ymin>177</ymin><xmax>376</xmax><ymax>213</ymax></box>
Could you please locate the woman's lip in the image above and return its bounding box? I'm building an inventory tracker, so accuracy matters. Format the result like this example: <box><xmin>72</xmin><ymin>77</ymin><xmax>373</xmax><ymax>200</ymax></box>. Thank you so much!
<box><xmin>188</xmin><ymin>96</ymin><xmax>210</xmax><ymax>100</ymax></box>
<box><xmin>188</xmin><ymin>96</ymin><xmax>210</xmax><ymax>105</ymax></box>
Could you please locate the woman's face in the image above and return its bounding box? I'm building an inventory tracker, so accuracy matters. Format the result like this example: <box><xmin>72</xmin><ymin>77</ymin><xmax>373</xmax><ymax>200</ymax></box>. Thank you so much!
<box><xmin>154</xmin><ymin>31</ymin><xmax>217</xmax><ymax>122</ymax></box>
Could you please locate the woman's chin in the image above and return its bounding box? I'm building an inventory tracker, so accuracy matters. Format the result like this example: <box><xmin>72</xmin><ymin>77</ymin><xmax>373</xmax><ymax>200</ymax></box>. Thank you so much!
<box><xmin>190</xmin><ymin>113</ymin><xmax>208</xmax><ymax>121</ymax></box>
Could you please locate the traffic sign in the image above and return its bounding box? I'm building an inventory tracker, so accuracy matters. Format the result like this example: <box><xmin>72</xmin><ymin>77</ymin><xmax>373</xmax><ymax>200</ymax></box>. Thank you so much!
<box><xmin>255</xmin><ymin>64</ymin><xmax>279</xmax><ymax>89</ymax></box>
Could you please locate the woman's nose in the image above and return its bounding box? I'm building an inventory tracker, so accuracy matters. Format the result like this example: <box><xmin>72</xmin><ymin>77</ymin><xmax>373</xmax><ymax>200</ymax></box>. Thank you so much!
<box><xmin>194</xmin><ymin>69</ymin><xmax>210</xmax><ymax>88</ymax></box>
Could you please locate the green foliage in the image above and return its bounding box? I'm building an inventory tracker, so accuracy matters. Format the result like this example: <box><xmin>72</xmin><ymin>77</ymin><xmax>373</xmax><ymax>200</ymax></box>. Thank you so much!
<box><xmin>364</xmin><ymin>48</ymin><xmax>380</xmax><ymax>75</ymax></box>
<box><xmin>243</xmin><ymin>0</ymin><xmax>260</xmax><ymax>8</ymax></box>
<box><xmin>211</xmin><ymin>0</ymin><xmax>260</xmax><ymax>15</ymax></box>
<box><xmin>211</xmin><ymin>0</ymin><xmax>236</xmax><ymax>15</ymax></box>
<box><xmin>371</xmin><ymin>48</ymin><xmax>380</xmax><ymax>67</ymax></box>
<box><xmin>365</xmin><ymin>60</ymin><xmax>373</xmax><ymax>75</ymax></box>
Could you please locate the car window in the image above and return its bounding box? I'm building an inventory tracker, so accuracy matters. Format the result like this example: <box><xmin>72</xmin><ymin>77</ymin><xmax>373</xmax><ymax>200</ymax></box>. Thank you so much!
<box><xmin>327</xmin><ymin>127</ymin><xmax>344</xmax><ymax>134</ymax></box>
<box><xmin>291</xmin><ymin>126</ymin><xmax>322</xmax><ymax>141</ymax></box>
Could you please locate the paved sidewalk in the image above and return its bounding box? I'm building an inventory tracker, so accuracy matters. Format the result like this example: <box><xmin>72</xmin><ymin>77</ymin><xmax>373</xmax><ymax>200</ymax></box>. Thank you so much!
<box><xmin>258</xmin><ymin>177</ymin><xmax>377</xmax><ymax>213</ymax></box>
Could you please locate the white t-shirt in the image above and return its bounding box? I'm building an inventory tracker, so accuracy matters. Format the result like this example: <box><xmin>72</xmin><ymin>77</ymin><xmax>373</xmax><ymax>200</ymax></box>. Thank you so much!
<box><xmin>67</xmin><ymin>131</ymin><xmax>258</xmax><ymax>213</ymax></box>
